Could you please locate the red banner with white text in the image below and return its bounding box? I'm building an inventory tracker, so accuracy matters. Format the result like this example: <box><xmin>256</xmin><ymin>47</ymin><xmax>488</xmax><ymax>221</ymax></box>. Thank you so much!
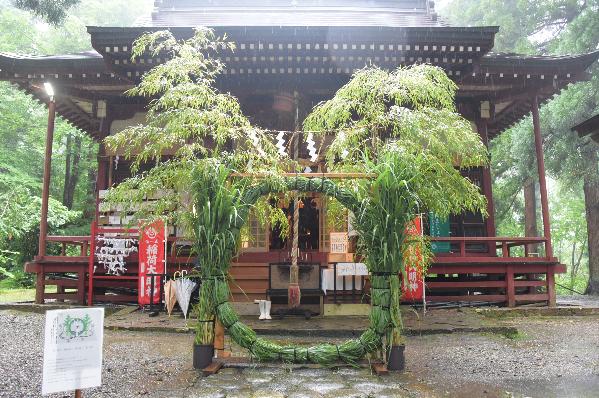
<box><xmin>138</xmin><ymin>220</ymin><xmax>166</xmax><ymax>306</ymax></box>
<box><xmin>401</xmin><ymin>216</ymin><xmax>424</xmax><ymax>301</ymax></box>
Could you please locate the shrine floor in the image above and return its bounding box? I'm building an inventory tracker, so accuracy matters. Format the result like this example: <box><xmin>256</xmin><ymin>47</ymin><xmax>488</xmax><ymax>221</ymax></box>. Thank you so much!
<box><xmin>1</xmin><ymin>307</ymin><xmax>599</xmax><ymax>398</ymax></box>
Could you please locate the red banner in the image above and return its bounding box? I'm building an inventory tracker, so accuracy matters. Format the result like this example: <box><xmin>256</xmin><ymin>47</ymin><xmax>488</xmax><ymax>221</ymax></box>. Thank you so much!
<box><xmin>402</xmin><ymin>216</ymin><xmax>424</xmax><ymax>301</ymax></box>
<box><xmin>138</xmin><ymin>220</ymin><xmax>166</xmax><ymax>306</ymax></box>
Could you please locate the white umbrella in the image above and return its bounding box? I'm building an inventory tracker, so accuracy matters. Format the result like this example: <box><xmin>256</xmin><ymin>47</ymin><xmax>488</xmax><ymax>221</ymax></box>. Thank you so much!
<box><xmin>174</xmin><ymin>270</ymin><xmax>197</xmax><ymax>319</ymax></box>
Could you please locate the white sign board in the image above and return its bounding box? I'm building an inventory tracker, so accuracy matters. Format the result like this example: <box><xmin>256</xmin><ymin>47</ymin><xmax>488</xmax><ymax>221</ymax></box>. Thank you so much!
<box><xmin>330</xmin><ymin>232</ymin><xmax>348</xmax><ymax>254</ymax></box>
<box><xmin>337</xmin><ymin>263</ymin><xmax>369</xmax><ymax>276</ymax></box>
<box><xmin>336</xmin><ymin>263</ymin><xmax>355</xmax><ymax>276</ymax></box>
<box><xmin>42</xmin><ymin>308</ymin><xmax>104</xmax><ymax>395</ymax></box>
<box><xmin>354</xmin><ymin>263</ymin><xmax>369</xmax><ymax>276</ymax></box>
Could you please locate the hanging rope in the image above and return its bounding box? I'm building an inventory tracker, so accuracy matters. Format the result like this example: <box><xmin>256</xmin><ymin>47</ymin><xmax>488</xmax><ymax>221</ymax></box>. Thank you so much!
<box><xmin>289</xmin><ymin>192</ymin><xmax>301</xmax><ymax>308</ymax></box>
<box><xmin>288</xmin><ymin>92</ymin><xmax>302</xmax><ymax>308</ymax></box>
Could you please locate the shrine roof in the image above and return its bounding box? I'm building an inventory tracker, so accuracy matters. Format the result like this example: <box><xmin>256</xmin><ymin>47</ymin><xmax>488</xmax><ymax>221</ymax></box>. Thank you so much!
<box><xmin>481</xmin><ymin>52</ymin><xmax>599</xmax><ymax>70</ymax></box>
<box><xmin>135</xmin><ymin>0</ymin><xmax>444</xmax><ymax>27</ymax></box>
<box><xmin>0</xmin><ymin>51</ymin><xmax>104</xmax><ymax>73</ymax></box>
<box><xmin>572</xmin><ymin>114</ymin><xmax>599</xmax><ymax>143</ymax></box>
<box><xmin>0</xmin><ymin>42</ymin><xmax>597</xmax><ymax>141</ymax></box>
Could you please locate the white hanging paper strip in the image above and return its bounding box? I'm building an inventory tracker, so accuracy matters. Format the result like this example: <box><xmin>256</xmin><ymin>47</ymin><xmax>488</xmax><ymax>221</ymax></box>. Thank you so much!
<box><xmin>95</xmin><ymin>237</ymin><xmax>138</xmax><ymax>275</ymax></box>
<box><xmin>248</xmin><ymin>128</ymin><xmax>266</xmax><ymax>157</ymax></box>
<box><xmin>306</xmin><ymin>133</ymin><xmax>318</xmax><ymax>162</ymax></box>
<box><xmin>276</xmin><ymin>132</ymin><xmax>287</xmax><ymax>157</ymax></box>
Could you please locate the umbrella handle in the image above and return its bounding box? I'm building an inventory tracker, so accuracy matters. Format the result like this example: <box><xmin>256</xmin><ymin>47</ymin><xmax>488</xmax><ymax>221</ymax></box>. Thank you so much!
<box><xmin>173</xmin><ymin>270</ymin><xmax>181</xmax><ymax>280</ymax></box>
<box><xmin>181</xmin><ymin>269</ymin><xmax>188</xmax><ymax>278</ymax></box>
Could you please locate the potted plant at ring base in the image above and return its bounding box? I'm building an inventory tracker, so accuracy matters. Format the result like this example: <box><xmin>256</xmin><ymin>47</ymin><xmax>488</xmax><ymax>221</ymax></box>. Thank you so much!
<box><xmin>193</xmin><ymin>284</ymin><xmax>215</xmax><ymax>369</ymax></box>
<box><xmin>387</xmin><ymin>331</ymin><xmax>406</xmax><ymax>371</ymax></box>
<box><xmin>387</xmin><ymin>276</ymin><xmax>406</xmax><ymax>372</ymax></box>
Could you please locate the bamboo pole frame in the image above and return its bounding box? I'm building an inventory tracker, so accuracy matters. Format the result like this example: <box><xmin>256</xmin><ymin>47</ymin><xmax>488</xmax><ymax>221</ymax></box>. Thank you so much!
<box><xmin>229</xmin><ymin>172</ymin><xmax>376</xmax><ymax>179</ymax></box>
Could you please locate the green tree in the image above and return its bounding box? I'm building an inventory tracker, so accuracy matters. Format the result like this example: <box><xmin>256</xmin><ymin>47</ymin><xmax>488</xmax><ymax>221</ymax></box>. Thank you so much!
<box><xmin>441</xmin><ymin>0</ymin><xmax>599</xmax><ymax>294</ymax></box>
<box><xmin>12</xmin><ymin>0</ymin><xmax>80</xmax><ymax>26</ymax></box>
<box><xmin>0</xmin><ymin>187</ymin><xmax>80</xmax><ymax>285</ymax></box>
<box><xmin>550</xmin><ymin>184</ymin><xmax>588</xmax><ymax>293</ymax></box>
<box><xmin>0</xmin><ymin>0</ymin><xmax>153</xmax><ymax>286</ymax></box>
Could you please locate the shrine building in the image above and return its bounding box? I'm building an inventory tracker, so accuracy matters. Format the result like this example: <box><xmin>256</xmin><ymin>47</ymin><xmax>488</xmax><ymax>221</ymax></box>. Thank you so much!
<box><xmin>1</xmin><ymin>0</ymin><xmax>598</xmax><ymax>312</ymax></box>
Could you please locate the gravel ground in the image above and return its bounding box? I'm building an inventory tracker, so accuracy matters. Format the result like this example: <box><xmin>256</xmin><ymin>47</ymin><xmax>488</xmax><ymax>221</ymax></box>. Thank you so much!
<box><xmin>408</xmin><ymin>316</ymin><xmax>599</xmax><ymax>397</ymax></box>
<box><xmin>1</xmin><ymin>310</ymin><xmax>598</xmax><ymax>398</ymax></box>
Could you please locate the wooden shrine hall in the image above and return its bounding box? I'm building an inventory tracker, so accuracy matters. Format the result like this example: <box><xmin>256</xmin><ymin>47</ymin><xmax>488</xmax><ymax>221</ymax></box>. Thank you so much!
<box><xmin>1</xmin><ymin>0</ymin><xmax>598</xmax><ymax>310</ymax></box>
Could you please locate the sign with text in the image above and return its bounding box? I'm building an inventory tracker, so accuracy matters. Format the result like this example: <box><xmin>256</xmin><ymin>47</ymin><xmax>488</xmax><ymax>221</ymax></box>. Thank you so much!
<box><xmin>330</xmin><ymin>232</ymin><xmax>348</xmax><ymax>254</ymax></box>
<box><xmin>42</xmin><ymin>308</ymin><xmax>104</xmax><ymax>395</ymax></box>
<box><xmin>138</xmin><ymin>220</ymin><xmax>167</xmax><ymax>306</ymax></box>
<box><xmin>336</xmin><ymin>262</ymin><xmax>369</xmax><ymax>276</ymax></box>
<box><xmin>402</xmin><ymin>216</ymin><xmax>425</xmax><ymax>301</ymax></box>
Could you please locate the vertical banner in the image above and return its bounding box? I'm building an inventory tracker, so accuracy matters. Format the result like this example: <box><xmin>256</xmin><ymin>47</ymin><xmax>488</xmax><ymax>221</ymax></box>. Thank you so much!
<box><xmin>138</xmin><ymin>220</ymin><xmax>166</xmax><ymax>306</ymax></box>
<box><xmin>402</xmin><ymin>216</ymin><xmax>424</xmax><ymax>301</ymax></box>
<box><xmin>42</xmin><ymin>308</ymin><xmax>104</xmax><ymax>395</ymax></box>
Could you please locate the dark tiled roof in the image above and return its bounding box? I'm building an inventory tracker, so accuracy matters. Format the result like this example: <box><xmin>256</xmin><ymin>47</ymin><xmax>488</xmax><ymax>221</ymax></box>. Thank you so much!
<box><xmin>483</xmin><ymin>51</ymin><xmax>599</xmax><ymax>68</ymax></box>
<box><xmin>136</xmin><ymin>0</ymin><xmax>445</xmax><ymax>27</ymax></box>
<box><xmin>572</xmin><ymin>114</ymin><xmax>599</xmax><ymax>143</ymax></box>
<box><xmin>0</xmin><ymin>51</ymin><xmax>102</xmax><ymax>61</ymax></box>
<box><xmin>0</xmin><ymin>51</ymin><xmax>105</xmax><ymax>73</ymax></box>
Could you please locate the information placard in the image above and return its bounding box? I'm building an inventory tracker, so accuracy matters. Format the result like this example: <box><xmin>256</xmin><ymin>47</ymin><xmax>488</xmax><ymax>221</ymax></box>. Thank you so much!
<box><xmin>330</xmin><ymin>232</ymin><xmax>348</xmax><ymax>254</ymax></box>
<box><xmin>336</xmin><ymin>262</ymin><xmax>369</xmax><ymax>276</ymax></box>
<box><xmin>42</xmin><ymin>308</ymin><xmax>104</xmax><ymax>395</ymax></box>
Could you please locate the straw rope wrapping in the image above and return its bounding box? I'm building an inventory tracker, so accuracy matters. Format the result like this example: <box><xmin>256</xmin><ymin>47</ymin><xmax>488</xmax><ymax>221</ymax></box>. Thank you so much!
<box><xmin>193</xmin><ymin>175</ymin><xmax>410</xmax><ymax>365</ymax></box>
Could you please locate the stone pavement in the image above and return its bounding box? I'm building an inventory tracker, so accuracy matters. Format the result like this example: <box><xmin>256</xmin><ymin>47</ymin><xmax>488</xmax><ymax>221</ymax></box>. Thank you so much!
<box><xmin>148</xmin><ymin>366</ymin><xmax>428</xmax><ymax>398</ymax></box>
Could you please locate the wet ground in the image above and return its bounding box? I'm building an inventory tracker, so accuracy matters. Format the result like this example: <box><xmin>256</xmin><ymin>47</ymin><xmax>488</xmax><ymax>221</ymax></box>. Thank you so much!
<box><xmin>104</xmin><ymin>306</ymin><xmax>515</xmax><ymax>337</ymax></box>
<box><xmin>1</xmin><ymin>310</ymin><xmax>598</xmax><ymax>397</ymax></box>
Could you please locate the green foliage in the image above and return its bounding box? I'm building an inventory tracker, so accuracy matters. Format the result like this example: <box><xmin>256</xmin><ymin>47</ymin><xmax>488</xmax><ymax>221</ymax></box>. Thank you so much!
<box><xmin>0</xmin><ymin>186</ymin><xmax>80</xmax><ymax>287</ymax></box>
<box><xmin>440</xmin><ymin>0</ymin><xmax>590</xmax><ymax>53</ymax></box>
<box><xmin>0</xmin><ymin>1</ymin><xmax>151</xmax><ymax>288</ymax></box>
<box><xmin>305</xmin><ymin>64</ymin><xmax>488</xmax><ymax>219</ymax></box>
<box><xmin>11</xmin><ymin>0</ymin><xmax>152</xmax><ymax>29</ymax></box>
<box><xmin>442</xmin><ymin>0</ymin><xmax>599</xmax><ymax>292</ymax></box>
<box><xmin>12</xmin><ymin>0</ymin><xmax>80</xmax><ymax>26</ymax></box>
<box><xmin>551</xmin><ymin>184</ymin><xmax>589</xmax><ymax>293</ymax></box>
<box><xmin>104</xmin><ymin>29</ymin><xmax>285</xmax><ymax>229</ymax></box>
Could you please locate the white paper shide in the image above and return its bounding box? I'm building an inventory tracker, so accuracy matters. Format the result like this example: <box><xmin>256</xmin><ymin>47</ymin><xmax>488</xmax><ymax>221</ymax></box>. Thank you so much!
<box><xmin>42</xmin><ymin>308</ymin><xmax>104</xmax><ymax>395</ymax></box>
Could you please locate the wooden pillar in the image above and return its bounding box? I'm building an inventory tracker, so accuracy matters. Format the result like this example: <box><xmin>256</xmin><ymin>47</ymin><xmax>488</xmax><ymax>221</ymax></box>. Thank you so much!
<box><xmin>531</xmin><ymin>96</ymin><xmax>553</xmax><ymax>258</ymax></box>
<box><xmin>546</xmin><ymin>265</ymin><xmax>556</xmax><ymax>307</ymax></box>
<box><xmin>38</xmin><ymin>99</ymin><xmax>56</xmax><ymax>258</ymax></box>
<box><xmin>506</xmin><ymin>264</ymin><xmax>515</xmax><ymax>307</ymax></box>
<box><xmin>77</xmin><ymin>265</ymin><xmax>86</xmax><ymax>305</ymax></box>
<box><xmin>35</xmin><ymin>267</ymin><xmax>46</xmax><ymax>305</ymax></box>
<box><xmin>214</xmin><ymin>318</ymin><xmax>229</xmax><ymax>358</ymax></box>
<box><xmin>523</xmin><ymin>178</ymin><xmax>540</xmax><ymax>254</ymax></box>
<box><xmin>36</xmin><ymin>99</ymin><xmax>56</xmax><ymax>304</ymax></box>
<box><xmin>477</xmin><ymin>119</ymin><xmax>497</xmax><ymax>253</ymax></box>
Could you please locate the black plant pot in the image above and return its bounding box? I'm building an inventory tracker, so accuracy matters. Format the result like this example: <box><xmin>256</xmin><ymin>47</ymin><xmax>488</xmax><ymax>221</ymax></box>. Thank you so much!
<box><xmin>387</xmin><ymin>344</ymin><xmax>405</xmax><ymax>371</ymax></box>
<box><xmin>193</xmin><ymin>344</ymin><xmax>214</xmax><ymax>369</ymax></box>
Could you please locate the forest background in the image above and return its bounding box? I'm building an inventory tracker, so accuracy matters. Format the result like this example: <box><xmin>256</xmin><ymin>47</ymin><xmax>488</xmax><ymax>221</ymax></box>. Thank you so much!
<box><xmin>0</xmin><ymin>0</ymin><xmax>597</xmax><ymax>295</ymax></box>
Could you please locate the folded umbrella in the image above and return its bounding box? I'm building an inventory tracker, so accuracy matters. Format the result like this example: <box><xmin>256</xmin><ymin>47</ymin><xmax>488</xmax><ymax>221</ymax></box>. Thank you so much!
<box><xmin>164</xmin><ymin>279</ymin><xmax>177</xmax><ymax>316</ymax></box>
<box><xmin>174</xmin><ymin>271</ymin><xmax>197</xmax><ymax>319</ymax></box>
